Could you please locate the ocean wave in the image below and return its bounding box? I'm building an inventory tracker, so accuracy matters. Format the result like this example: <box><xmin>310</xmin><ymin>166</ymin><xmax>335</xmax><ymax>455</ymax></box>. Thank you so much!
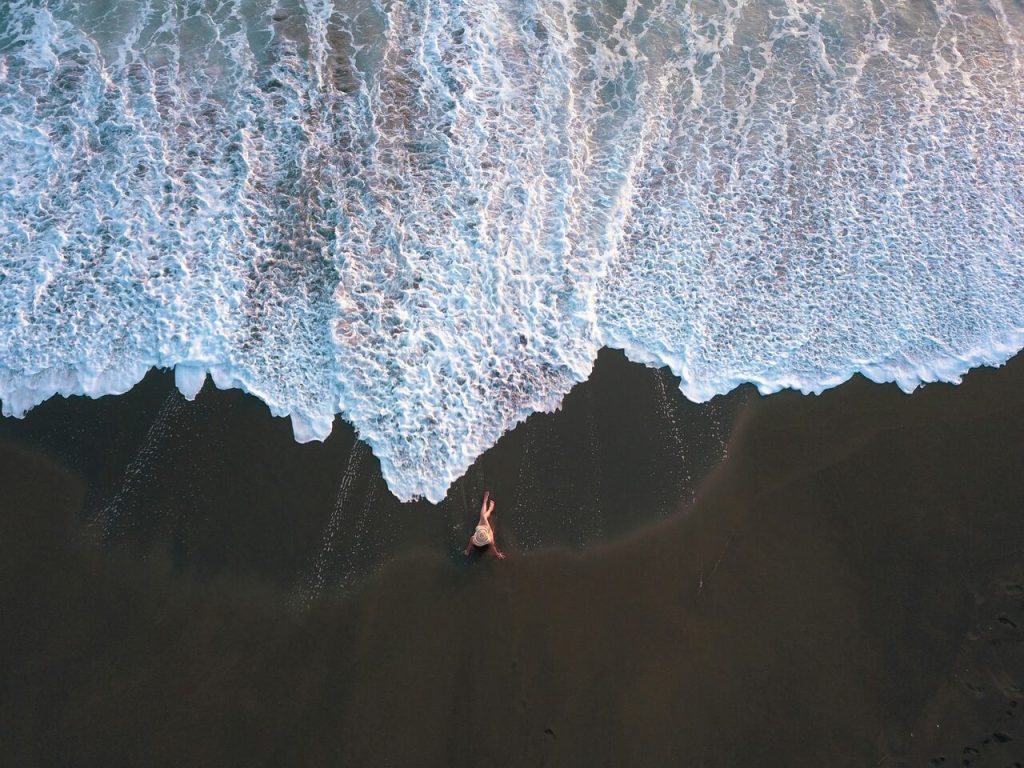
<box><xmin>1</xmin><ymin>0</ymin><xmax>1022</xmax><ymax>502</ymax></box>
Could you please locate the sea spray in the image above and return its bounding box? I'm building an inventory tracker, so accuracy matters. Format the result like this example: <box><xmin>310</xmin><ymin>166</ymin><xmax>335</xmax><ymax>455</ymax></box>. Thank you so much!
<box><xmin>1</xmin><ymin>0</ymin><xmax>1022</xmax><ymax>501</ymax></box>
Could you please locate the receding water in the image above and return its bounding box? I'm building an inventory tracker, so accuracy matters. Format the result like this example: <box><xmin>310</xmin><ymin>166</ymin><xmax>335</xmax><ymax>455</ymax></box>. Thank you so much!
<box><xmin>1</xmin><ymin>0</ymin><xmax>1022</xmax><ymax>501</ymax></box>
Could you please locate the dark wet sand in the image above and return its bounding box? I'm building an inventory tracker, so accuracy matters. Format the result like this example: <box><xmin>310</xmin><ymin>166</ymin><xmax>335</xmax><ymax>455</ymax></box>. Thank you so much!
<box><xmin>2</xmin><ymin>349</ymin><xmax>1024</xmax><ymax>767</ymax></box>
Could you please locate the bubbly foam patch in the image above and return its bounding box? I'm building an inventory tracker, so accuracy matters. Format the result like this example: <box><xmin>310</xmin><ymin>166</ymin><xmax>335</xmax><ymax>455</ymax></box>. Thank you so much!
<box><xmin>1</xmin><ymin>0</ymin><xmax>1022</xmax><ymax>502</ymax></box>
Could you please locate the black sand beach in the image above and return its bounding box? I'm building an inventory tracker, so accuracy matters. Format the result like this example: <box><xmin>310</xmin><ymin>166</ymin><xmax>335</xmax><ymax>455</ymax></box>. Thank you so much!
<box><xmin>2</xmin><ymin>349</ymin><xmax>1023</xmax><ymax>767</ymax></box>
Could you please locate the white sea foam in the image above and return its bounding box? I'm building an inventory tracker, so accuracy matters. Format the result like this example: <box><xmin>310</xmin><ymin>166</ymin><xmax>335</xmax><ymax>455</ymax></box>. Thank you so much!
<box><xmin>1</xmin><ymin>0</ymin><xmax>1022</xmax><ymax>502</ymax></box>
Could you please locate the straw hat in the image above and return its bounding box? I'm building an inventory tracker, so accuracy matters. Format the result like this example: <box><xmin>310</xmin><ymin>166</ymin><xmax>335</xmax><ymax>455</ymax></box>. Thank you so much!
<box><xmin>472</xmin><ymin>525</ymin><xmax>493</xmax><ymax>547</ymax></box>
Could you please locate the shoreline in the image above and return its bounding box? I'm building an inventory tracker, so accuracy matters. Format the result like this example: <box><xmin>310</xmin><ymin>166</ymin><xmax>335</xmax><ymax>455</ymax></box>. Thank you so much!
<box><xmin>5</xmin><ymin>331</ymin><xmax>1024</xmax><ymax>503</ymax></box>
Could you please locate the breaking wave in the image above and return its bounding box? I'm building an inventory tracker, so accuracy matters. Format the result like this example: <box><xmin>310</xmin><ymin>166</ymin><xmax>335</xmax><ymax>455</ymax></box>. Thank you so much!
<box><xmin>1</xmin><ymin>0</ymin><xmax>1022</xmax><ymax>501</ymax></box>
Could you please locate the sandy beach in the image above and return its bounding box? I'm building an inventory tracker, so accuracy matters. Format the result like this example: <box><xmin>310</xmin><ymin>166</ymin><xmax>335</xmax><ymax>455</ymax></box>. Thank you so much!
<box><xmin>2</xmin><ymin>350</ymin><xmax>1023</xmax><ymax>767</ymax></box>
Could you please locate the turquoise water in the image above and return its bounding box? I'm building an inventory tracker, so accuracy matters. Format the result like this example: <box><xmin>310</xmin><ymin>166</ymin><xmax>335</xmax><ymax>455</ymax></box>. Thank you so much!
<box><xmin>1</xmin><ymin>0</ymin><xmax>1022</xmax><ymax>501</ymax></box>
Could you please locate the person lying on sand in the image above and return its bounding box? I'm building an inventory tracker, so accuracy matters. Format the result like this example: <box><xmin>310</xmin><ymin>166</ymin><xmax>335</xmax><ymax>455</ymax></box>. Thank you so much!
<box><xmin>464</xmin><ymin>490</ymin><xmax>506</xmax><ymax>559</ymax></box>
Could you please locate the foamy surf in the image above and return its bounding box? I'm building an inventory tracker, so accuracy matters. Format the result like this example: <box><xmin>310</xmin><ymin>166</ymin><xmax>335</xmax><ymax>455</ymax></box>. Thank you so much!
<box><xmin>1</xmin><ymin>0</ymin><xmax>1022</xmax><ymax>502</ymax></box>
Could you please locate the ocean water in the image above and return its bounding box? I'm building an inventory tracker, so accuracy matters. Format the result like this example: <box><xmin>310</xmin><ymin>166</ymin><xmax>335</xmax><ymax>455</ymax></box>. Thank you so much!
<box><xmin>0</xmin><ymin>0</ymin><xmax>1021</xmax><ymax>502</ymax></box>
